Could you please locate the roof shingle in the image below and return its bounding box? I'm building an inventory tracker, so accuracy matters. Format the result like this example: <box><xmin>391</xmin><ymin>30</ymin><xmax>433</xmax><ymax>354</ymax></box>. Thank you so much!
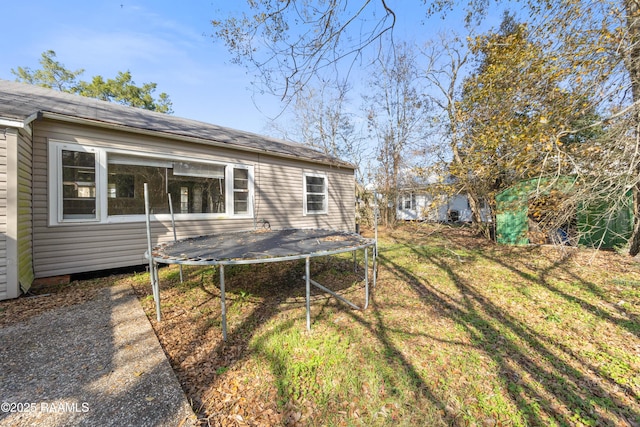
<box><xmin>0</xmin><ymin>79</ymin><xmax>353</xmax><ymax>168</ymax></box>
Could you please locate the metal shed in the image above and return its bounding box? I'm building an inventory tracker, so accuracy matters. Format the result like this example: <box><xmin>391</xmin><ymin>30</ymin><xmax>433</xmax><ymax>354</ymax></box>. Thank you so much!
<box><xmin>495</xmin><ymin>177</ymin><xmax>633</xmax><ymax>248</ymax></box>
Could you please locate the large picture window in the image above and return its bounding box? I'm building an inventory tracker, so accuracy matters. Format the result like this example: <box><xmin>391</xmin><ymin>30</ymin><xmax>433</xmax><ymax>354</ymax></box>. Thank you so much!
<box><xmin>107</xmin><ymin>155</ymin><xmax>226</xmax><ymax>216</ymax></box>
<box><xmin>49</xmin><ymin>142</ymin><xmax>253</xmax><ymax>225</ymax></box>
<box><xmin>303</xmin><ymin>173</ymin><xmax>328</xmax><ymax>215</ymax></box>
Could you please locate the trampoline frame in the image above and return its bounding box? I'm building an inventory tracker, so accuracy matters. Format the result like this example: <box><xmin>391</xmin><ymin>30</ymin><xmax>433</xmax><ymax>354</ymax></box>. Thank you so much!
<box><xmin>143</xmin><ymin>184</ymin><xmax>377</xmax><ymax>341</ymax></box>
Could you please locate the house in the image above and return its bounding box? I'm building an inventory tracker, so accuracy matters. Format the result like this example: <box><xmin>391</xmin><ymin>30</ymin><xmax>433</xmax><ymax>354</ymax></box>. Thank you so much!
<box><xmin>0</xmin><ymin>80</ymin><xmax>356</xmax><ymax>300</ymax></box>
<box><xmin>397</xmin><ymin>191</ymin><xmax>476</xmax><ymax>222</ymax></box>
<box><xmin>394</xmin><ymin>168</ymin><xmax>491</xmax><ymax>223</ymax></box>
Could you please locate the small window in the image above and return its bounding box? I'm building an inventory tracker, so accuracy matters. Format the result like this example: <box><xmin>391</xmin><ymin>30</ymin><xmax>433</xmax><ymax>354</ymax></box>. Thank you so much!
<box><xmin>304</xmin><ymin>173</ymin><xmax>327</xmax><ymax>215</ymax></box>
<box><xmin>60</xmin><ymin>148</ymin><xmax>98</xmax><ymax>220</ymax></box>
<box><xmin>400</xmin><ymin>193</ymin><xmax>415</xmax><ymax>210</ymax></box>
<box><xmin>233</xmin><ymin>168</ymin><xmax>250</xmax><ymax>214</ymax></box>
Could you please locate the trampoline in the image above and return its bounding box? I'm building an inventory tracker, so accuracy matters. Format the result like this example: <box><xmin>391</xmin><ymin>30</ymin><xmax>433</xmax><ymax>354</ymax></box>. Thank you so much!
<box><xmin>143</xmin><ymin>185</ymin><xmax>377</xmax><ymax>341</ymax></box>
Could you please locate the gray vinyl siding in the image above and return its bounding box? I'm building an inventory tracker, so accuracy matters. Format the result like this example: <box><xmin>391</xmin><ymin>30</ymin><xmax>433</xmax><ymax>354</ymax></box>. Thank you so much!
<box><xmin>0</xmin><ymin>132</ymin><xmax>7</xmax><ymax>299</ymax></box>
<box><xmin>0</xmin><ymin>127</ymin><xmax>32</xmax><ymax>300</ymax></box>
<box><xmin>32</xmin><ymin>119</ymin><xmax>355</xmax><ymax>278</ymax></box>
<box><xmin>252</xmin><ymin>160</ymin><xmax>355</xmax><ymax>231</ymax></box>
<box><xmin>17</xmin><ymin>129</ymin><xmax>34</xmax><ymax>291</ymax></box>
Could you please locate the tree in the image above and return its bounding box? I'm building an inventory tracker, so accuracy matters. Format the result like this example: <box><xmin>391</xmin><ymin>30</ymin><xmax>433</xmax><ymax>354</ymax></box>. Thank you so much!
<box><xmin>420</xmin><ymin>32</ymin><xmax>493</xmax><ymax>231</ymax></box>
<box><xmin>211</xmin><ymin>1</ymin><xmax>397</xmax><ymax>103</ymax></box>
<box><xmin>286</xmin><ymin>80</ymin><xmax>367</xmax><ymax>184</ymax></box>
<box><xmin>439</xmin><ymin>0</ymin><xmax>640</xmax><ymax>254</ymax></box>
<box><xmin>12</xmin><ymin>50</ymin><xmax>173</xmax><ymax>113</ymax></box>
<box><xmin>518</xmin><ymin>0</ymin><xmax>640</xmax><ymax>254</ymax></box>
<box><xmin>11</xmin><ymin>49</ymin><xmax>84</xmax><ymax>92</ymax></box>
<box><xmin>77</xmin><ymin>72</ymin><xmax>173</xmax><ymax>113</ymax></box>
<box><xmin>459</xmin><ymin>15</ymin><xmax>588</xmax><ymax>196</ymax></box>
<box><xmin>281</xmin><ymin>79</ymin><xmax>375</xmax><ymax>226</ymax></box>
<box><xmin>364</xmin><ymin>42</ymin><xmax>430</xmax><ymax>226</ymax></box>
<box><xmin>213</xmin><ymin>1</ymin><xmax>640</xmax><ymax>254</ymax></box>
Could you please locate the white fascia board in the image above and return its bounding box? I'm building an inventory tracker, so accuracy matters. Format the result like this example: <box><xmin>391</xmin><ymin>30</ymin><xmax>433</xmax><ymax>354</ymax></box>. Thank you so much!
<box><xmin>0</xmin><ymin>117</ymin><xmax>27</xmax><ymax>128</ymax></box>
<box><xmin>0</xmin><ymin>112</ymin><xmax>39</xmax><ymax>137</ymax></box>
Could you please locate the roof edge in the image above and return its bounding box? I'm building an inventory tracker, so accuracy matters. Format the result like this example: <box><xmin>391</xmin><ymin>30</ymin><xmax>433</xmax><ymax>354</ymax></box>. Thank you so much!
<box><xmin>0</xmin><ymin>111</ymin><xmax>39</xmax><ymax>129</ymax></box>
<box><xmin>41</xmin><ymin>111</ymin><xmax>355</xmax><ymax>170</ymax></box>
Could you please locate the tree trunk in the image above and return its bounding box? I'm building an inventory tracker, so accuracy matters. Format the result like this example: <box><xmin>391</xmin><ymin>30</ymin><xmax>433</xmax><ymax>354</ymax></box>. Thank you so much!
<box><xmin>630</xmin><ymin>181</ymin><xmax>640</xmax><ymax>256</ymax></box>
<box><xmin>449</xmin><ymin>135</ymin><xmax>490</xmax><ymax>238</ymax></box>
<box><xmin>467</xmin><ymin>190</ymin><xmax>491</xmax><ymax>239</ymax></box>
<box><xmin>625</xmin><ymin>0</ymin><xmax>640</xmax><ymax>256</ymax></box>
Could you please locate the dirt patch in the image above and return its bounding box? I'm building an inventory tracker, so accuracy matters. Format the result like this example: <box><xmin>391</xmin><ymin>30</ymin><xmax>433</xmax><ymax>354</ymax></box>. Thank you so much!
<box><xmin>0</xmin><ymin>278</ymin><xmax>115</xmax><ymax>328</ymax></box>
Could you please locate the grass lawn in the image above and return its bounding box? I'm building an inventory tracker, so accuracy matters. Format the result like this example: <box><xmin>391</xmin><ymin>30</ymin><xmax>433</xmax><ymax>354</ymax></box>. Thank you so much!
<box><xmin>127</xmin><ymin>223</ymin><xmax>639</xmax><ymax>426</ymax></box>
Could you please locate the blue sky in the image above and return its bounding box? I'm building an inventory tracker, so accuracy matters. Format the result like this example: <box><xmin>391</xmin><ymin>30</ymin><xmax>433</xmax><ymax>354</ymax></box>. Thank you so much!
<box><xmin>1</xmin><ymin>1</ymin><xmax>506</xmax><ymax>137</ymax></box>
<box><xmin>1</xmin><ymin>0</ymin><xmax>283</xmax><ymax>133</ymax></box>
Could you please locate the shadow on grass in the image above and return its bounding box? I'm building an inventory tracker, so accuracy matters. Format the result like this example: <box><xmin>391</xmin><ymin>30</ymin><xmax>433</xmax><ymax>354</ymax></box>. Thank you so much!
<box><xmin>377</xmin><ymin>241</ymin><xmax>639</xmax><ymax>426</ymax></box>
<box><xmin>148</xmin><ymin>256</ymin><xmax>377</xmax><ymax>423</ymax></box>
<box><xmin>480</xmin><ymin>247</ymin><xmax>639</xmax><ymax>337</ymax></box>
<box><xmin>156</xmin><ymin>261</ymin><xmax>303</xmax><ymax>414</ymax></box>
<box><xmin>338</xmin><ymin>297</ymin><xmax>466</xmax><ymax>425</ymax></box>
<box><xmin>142</xmin><ymin>234</ymin><xmax>638</xmax><ymax>426</ymax></box>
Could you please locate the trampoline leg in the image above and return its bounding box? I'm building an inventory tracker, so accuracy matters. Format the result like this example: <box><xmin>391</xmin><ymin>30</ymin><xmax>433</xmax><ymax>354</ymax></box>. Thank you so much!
<box><xmin>153</xmin><ymin>262</ymin><xmax>161</xmax><ymax>322</ymax></box>
<box><xmin>353</xmin><ymin>250</ymin><xmax>357</xmax><ymax>273</ymax></box>
<box><xmin>373</xmin><ymin>244</ymin><xmax>377</xmax><ymax>289</ymax></box>
<box><xmin>364</xmin><ymin>248</ymin><xmax>369</xmax><ymax>310</ymax></box>
<box><xmin>305</xmin><ymin>257</ymin><xmax>311</xmax><ymax>332</ymax></box>
<box><xmin>220</xmin><ymin>265</ymin><xmax>227</xmax><ymax>342</ymax></box>
<box><xmin>143</xmin><ymin>182</ymin><xmax>161</xmax><ymax>322</ymax></box>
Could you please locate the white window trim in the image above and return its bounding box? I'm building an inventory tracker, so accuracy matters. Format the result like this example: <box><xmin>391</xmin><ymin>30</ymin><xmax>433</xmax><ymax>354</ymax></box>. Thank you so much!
<box><xmin>48</xmin><ymin>142</ymin><xmax>104</xmax><ymax>226</ymax></box>
<box><xmin>230</xmin><ymin>166</ymin><xmax>254</xmax><ymax>217</ymax></box>
<box><xmin>48</xmin><ymin>140</ymin><xmax>254</xmax><ymax>225</ymax></box>
<box><xmin>303</xmin><ymin>172</ymin><xmax>328</xmax><ymax>216</ymax></box>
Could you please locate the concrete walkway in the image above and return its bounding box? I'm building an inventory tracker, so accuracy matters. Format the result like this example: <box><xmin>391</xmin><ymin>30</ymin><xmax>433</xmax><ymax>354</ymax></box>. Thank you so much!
<box><xmin>0</xmin><ymin>284</ymin><xmax>197</xmax><ymax>427</ymax></box>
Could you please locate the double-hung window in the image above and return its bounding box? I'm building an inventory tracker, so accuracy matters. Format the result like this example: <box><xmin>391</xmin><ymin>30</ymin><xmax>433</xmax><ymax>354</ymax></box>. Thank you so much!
<box><xmin>233</xmin><ymin>167</ymin><xmax>250</xmax><ymax>215</ymax></box>
<box><xmin>57</xmin><ymin>149</ymin><xmax>98</xmax><ymax>221</ymax></box>
<box><xmin>49</xmin><ymin>141</ymin><xmax>253</xmax><ymax>225</ymax></box>
<box><xmin>303</xmin><ymin>173</ymin><xmax>328</xmax><ymax>215</ymax></box>
<box><xmin>59</xmin><ymin>147</ymin><xmax>99</xmax><ymax>221</ymax></box>
<box><xmin>402</xmin><ymin>193</ymin><xmax>416</xmax><ymax>210</ymax></box>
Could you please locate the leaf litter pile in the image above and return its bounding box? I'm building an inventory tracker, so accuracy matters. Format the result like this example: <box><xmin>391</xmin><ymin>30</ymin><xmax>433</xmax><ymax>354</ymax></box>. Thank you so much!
<box><xmin>2</xmin><ymin>223</ymin><xmax>639</xmax><ymax>426</ymax></box>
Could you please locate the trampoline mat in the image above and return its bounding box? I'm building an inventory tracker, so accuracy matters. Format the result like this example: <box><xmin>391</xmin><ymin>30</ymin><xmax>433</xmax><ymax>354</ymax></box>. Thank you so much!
<box><xmin>152</xmin><ymin>229</ymin><xmax>374</xmax><ymax>263</ymax></box>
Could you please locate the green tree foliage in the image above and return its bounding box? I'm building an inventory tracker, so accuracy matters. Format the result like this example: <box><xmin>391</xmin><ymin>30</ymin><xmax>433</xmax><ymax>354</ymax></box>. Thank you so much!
<box><xmin>517</xmin><ymin>0</ymin><xmax>640</xmax><ymax>254</ymax></box>
<box><xmin>422</xmin><ymin>13</ymin><xmax>604</xmax><ymax>237</ymax></box>
<box><xmin>11</xmin><ymin>50</ymin><xmax>84</xmax><ymax>92</ymax></box>
<box><xmin>76</xmin><ymin>72</ymin><xmax>172</xmax><ymax>112</ymax></box>
<box><xmin>457</xmin><ymin>13</ymin><xmax>596</xmax><ymax>193</ymax></box>
<box><xmin>12</xmin><ymin>50</ymin><xmax>173</xmax><ymax>113</ymax></box>
<box><xmin>441</xmin><ymin>1</ymin><xmax>640</xmax><ymax>254</ymax></box>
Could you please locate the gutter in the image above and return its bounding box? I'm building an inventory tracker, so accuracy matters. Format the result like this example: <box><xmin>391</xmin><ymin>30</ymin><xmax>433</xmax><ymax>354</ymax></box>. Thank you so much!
<box><xmin>40</xmin><ymin>111</ymin><xmax>355</xmax><ymax>170</ymax></box>
<box><xmin>0</xmin><ymin>114</ymin><xmax>38</xmax><ymax>128</ymax></box>
<box><xmin>0</xmin><ymin>112</ymin><xmax>40</xmax><ymax>136</ymax></box>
